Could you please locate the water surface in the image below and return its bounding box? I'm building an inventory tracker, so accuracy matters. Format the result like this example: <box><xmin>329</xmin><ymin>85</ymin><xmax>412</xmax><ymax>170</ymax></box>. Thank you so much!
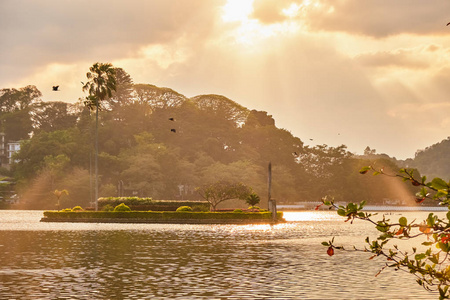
<box><xmin>0</xmin><ymin>210</ymin><xmax>439</xmax><ymax>299</ymax></box>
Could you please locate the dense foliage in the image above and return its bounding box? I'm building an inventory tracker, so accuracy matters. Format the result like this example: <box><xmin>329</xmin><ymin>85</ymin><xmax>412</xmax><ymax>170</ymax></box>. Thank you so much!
<box><xmin>98</xmin><ymin>197</ymin><xmax>209</xmax><ymax>211</ymax></box>
<box><xmin>0</xmin><ymin>67</ymin><xmax>421</xmax><ymax>209</ymax></box>
<box><xmin>323</xmin><ymin>167</ymin><xmax>450</xmax><ymax>299</ymax></box>
<box><xmin>405</xmin><ymin>137</ymin><xmax>450</xmax><ymax>180</ymax></box>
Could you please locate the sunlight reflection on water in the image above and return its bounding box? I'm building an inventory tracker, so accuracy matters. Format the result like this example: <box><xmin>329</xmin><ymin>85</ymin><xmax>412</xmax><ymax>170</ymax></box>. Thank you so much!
<box><xmin>0</xmin><ymin>210</ymin><xmax>440</xmax><ymax>299</ymax></box>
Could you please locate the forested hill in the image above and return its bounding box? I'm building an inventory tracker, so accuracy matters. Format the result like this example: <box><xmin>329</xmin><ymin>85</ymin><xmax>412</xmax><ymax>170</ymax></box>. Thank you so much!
<box><xmin>0</xmin><ymin>68</ymin><xmax>420</xmax><ymax>209</ymax></box>
<box><xmin>401</xmin><ymin>137</ymin><xmax>450</xmax><ymax>180</ymax></box>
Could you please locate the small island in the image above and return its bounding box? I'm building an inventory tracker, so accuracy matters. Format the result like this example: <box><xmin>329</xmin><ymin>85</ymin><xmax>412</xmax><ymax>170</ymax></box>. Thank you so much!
<box><xmin>40</xmin><ymin>197</ymin><xmax>285</xmax><ymax>225</ymax></box>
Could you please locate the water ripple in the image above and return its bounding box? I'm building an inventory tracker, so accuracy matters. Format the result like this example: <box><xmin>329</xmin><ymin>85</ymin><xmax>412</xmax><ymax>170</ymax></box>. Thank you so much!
<box><xmin>0</xmin><ymin>211</ymin><xmax>439</xmax><ymax>299</ymax></box>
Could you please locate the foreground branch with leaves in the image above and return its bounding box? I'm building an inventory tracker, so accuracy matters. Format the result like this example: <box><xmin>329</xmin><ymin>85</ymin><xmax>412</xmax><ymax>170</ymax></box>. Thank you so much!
<box><xmin>321</xmin><ymin>167</ymin><xmax>450</xmax><ymax>299</ymax></box>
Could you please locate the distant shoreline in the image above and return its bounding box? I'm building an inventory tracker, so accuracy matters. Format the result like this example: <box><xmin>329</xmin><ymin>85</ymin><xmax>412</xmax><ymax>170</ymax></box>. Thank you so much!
<box><xmin>278</xmin><ymin>204</ymin><xmax>448</xmax><ymax>212</ymax></box>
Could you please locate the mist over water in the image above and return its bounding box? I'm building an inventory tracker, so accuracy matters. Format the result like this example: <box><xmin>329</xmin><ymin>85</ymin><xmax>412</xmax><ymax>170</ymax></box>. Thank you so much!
<box><xmin>0</xmin><ymin>211</ymin><xmax>438</xmax><ymax>299</ymax></box>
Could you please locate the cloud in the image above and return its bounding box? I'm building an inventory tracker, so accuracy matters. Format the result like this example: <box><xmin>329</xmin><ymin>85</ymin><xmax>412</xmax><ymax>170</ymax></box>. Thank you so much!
<box><xmin>0</xmin><ymin>0</ymin><xmax>219</xmax><ymax>84</ymax></box>
<box><xmin>305</xmin><ymin>0</ymin><xmax>450</xmax><ymax>38</ymax></box>
<box><xmin>3</xmin><ymin>0</ymin><xmax>450</xmax><ymax>159</ymax></box>
<box><xmin>355</xmin><ymin>49</ymin><xmax>429</xmax><ymax>69</ymax></box>
<box><xmin>251</xmin><ymin>0</ymin><xmax>292</xmax><ymax>24</ymax></box>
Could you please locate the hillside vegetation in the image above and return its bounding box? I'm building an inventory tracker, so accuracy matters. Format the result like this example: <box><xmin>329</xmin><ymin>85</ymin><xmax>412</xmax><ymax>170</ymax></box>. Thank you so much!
<box><xmin>0</xmin><ymin>68</ymin><xmax>421</xmax><ymax>209</ymax></box>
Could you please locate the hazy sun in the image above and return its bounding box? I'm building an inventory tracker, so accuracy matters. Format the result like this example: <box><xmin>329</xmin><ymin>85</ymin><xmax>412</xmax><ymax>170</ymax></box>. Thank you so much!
<box><xmin>222</xmin><ymin>0</ymin><xmax>254</xmax><ymax>23</ymax></box>
<box><xmin>220</xmin><ymin>0</ymin><xmax>322</xmax><ymax>46</ymax></box>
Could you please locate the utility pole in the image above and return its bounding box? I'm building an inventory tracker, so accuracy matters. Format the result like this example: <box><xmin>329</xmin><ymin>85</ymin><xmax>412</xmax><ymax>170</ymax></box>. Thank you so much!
<box><xmin>267</xmin><ymin>162</ymin><xmax>277</xmax><ymax>222</ymax></box>
<box><xmin>268</xmin><ymin>161</ymin><xmax>272</xmax><ymax>210</ymax></box>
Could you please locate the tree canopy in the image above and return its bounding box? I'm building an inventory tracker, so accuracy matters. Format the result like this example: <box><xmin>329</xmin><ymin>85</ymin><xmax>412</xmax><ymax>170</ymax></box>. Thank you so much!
<box><xmin>0</xmin><ymin>67</ymin><xmax>419</xmax><ymax>209</ymax></box>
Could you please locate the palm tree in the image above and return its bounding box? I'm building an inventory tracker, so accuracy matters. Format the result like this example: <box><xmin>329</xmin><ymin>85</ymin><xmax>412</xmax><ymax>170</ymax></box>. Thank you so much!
<box><xmin>246</xmin><ymin>193</ymin><xmax>260</xmax><ymax>211</ymax></box>
<box><xmin>82</xmin><ymin>63</ymin><xmax>116</xmax><ymax>211</ymax></box>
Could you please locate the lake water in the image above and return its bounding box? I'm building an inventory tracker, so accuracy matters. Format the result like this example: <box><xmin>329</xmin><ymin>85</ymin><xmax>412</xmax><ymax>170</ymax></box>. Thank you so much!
<box><xmin>0</xmin><ymin>210</ymin><xmax>441</xmax><ymax>299</ymax></box>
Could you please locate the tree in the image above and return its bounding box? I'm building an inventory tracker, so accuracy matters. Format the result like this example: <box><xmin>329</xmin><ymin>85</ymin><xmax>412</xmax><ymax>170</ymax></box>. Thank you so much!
<box><xmin>321</xmin><ymin>167</ymin><xmax>450</xmax><ymax>299</ymax></box>
<box><xmin>196</xmin><ymin>181</ymin><xmax>252</xmax><ymax>211</ymax></box>
<box><xmin>246</xmin><ymin>193</ymin><xmax>260</xmax><ymax>208</ymax></box>
<box><xmin>2</xmin><ymin>109</ymin><xmax>33</xmax><ymax>141</ymax></box>
<box><xmin>31</xmin><ymin>101</ymin><xmax>78</xmax><ymax>133</ymax></box>
<box><xmin>190</xmin><ymin>94</ymin><xmax>248</xmax><ymax>126</ymax></box>
<box><xmin>0</xmin><ymin>85</ymin><xmax>41</xmax><ymax>141</ymax></box>
<box><xmin>82</xmin><ymin>62</ymin><xmax>117</xmax><ymax>211</ymax></box>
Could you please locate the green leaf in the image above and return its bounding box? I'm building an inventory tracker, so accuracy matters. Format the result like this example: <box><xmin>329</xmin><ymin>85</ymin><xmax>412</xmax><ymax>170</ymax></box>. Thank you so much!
<box><xmin>415</xmin><ymin>253</ymin><xmax>426</xmax><ymax>261</ymax></box>
<box><xmin>337</xmin><ymin>209</ymin><xmax>346</xmax><ymax>217</ymax></box>
<box><xmin>431</xmin><ymin>178</ymin><xmax>449</xmax><ymax>190</ymax></box>
<box><xmin>359</xmin><ymin>166</ymin><xmax>371</xmax><ymax>174</ymax></box>
<box><xmin>426</xmin><ymin>213</ymin><xmax>436</xmax><ymax>227</ymax></box>
<box><xmin>376</xmin><ymin>221</ymin><xmax>389</xmax><ymax>232</ymax></box>
<box><xmin>436</xmin><ymin>190</ymin><xmax>448</xmax><ymax>198</ymax></box>
<box><xmin>437</xmin><ymin>242</ymin><xmax>450</xmax><ymax>252</ymax></box>
<box><xmin>347</xmin><ymin>203</ymin><xmax>357</xmax><ymax>212</ymax></box>
<box><xmin>417</xmin><ymin>187</ymin><xmax>428</xmax><ymax>198</ymax></box>
<box><xmin>399</xmin><ymin>217</ymin><xmax>407</xmax><ymax>227</ymax></box>
<box><xmin>429</xmin><ymin>256</ymin><xmax>438</xmax><ymax>264</ymax></box>
<box><xmin>359</xmin><ymin>200</ymin><xmax>366</xmax><ymax>209</ymax></box>
<box><xmin>322</xmin><ymin>242</ymin><xmax>329</xmax><ymax>246</ymax></box>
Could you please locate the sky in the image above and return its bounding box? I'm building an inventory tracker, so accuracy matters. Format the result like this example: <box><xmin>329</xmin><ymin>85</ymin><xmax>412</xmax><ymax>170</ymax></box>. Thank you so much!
<box><xmin>2</xmin><ymin>0</ymin><xmax>450</xmax><ymax>159</ymax></box>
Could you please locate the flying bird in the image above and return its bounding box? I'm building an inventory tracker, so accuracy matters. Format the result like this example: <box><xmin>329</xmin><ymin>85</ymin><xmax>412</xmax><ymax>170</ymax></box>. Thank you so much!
<box><xmin>169</xmin><ymin>117</ymin><xmax>175</xmax><ymax>121</ymax></box>
<box><xmin>309</xmin><ymin>138</ymin><xmax>313</xmax><ymax>141</ymax></box>
<box><xmin>170</xmin><ymin>129</ymin><xmax>176</xmax><ymax>133</ymax></box>
<box><xmin>52</xmin><ymin>85</ymin><xmax>59</xmax><ymax>91</ymax></box>
<box><xmin>447</xmin><ymin>22</ymin><xmax>450</xmax><ymax>26</ymax></box>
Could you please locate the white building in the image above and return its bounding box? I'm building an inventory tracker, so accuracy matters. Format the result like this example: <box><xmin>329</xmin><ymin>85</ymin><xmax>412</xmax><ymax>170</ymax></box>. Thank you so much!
<box><xmin>0</xmin><ymin>133</ymin><xmax>5</xmax><ymax>166</ymax></box>
<box><xmin>7</xmin><ymin>141</ymin><xmax>21</xmax><ymax>165</ymax></box>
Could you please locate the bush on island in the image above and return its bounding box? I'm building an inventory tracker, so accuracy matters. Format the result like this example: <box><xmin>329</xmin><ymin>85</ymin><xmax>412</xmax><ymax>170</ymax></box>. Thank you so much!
<box><xmin>114</xmin><ymin>203</ymin><xmax>131</xmax><ymax>212</ymax></box>
<box><xmin>97</xmin><ymin>197</ymin><xmax>209</xmax><ymax>211</ymax></box>
<box><xmin>248</xmin><ymin>206</ymin><xmax>260</xmax><ymax>212</ymax></box>
<box><xmin>72</xmin><ymin>206</ymin><xmax>83</xmax><ymax>211</ymax></box>
<box><xmin>176</xmin><ymin>206</ymin><xmax>192</xmax><ymax>212</ymax></box>
<box><xmin>102</xmin><ymin>204</ymin><xmax>115</xmax><ymax>212</ymax></box>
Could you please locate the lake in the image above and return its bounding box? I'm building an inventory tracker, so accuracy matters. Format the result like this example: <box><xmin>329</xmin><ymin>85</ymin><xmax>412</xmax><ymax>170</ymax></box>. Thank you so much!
<box><xmin>0</xmin><ymin>210</ymin><xmax>441</xmax><ymax>299</ymax></box>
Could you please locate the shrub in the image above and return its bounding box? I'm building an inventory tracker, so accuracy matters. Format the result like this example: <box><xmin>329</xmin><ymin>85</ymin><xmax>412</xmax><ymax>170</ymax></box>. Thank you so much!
<box><xmin>72</xmin><ymin>206</ymin><xmax>83</xmax><ymax>211</ymax></box>
<box><xmin>97</xmin><ymin>197</ymin><xmax>209</xmax><ymax>211</ymax></box>
<box><xmin>233</xmin><ymin>209</ymin><xmax>243</xmax><ymax>213</ymax></box>
<box><xmin>176</xmin><ymin>206</ymin><xmax>192</xmax><ymax>212</ymax></box>
<box><xmin>114</xmin><ymin>203</ymin><xmax>131</xmax><ymax>212</ymax></box>
<box><xmin>248</xmin><ymin>206</ymin><xmax>261</xmax><ymax>211</ymax></box>
<box><xmin>61</xmin><ymin>208</ymin><xmax>72</xmax><ymax>212</ymax></box>
<box><xmin>102</xmin><ymin>204</ymin><xmax>115</xmax><ymax>212</ymax></box>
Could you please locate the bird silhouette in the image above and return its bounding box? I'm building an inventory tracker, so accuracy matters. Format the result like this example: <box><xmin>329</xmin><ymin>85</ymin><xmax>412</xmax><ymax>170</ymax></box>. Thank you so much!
<box><xmin>170</xmin><ymin>129</ymin><xmax>176</xmax><ymax>133</ymax></box>
<box><xmin>447</xmin><ymin>22</ymin><xmax>450</xmax><ymax>26</ymax></box>
<box><xmin>309</xmin><ymin>138</ymin><xmax>313</xmax><ymax>141</ymax></box>
<box><xmin>52</xmin><ymin>85</ymin><xmax>59</xmax><ymax>91</ymax></box>
<box><xmin>169</xmin><ymin>117</ymin><xmax>175</xmax><ymax>121</ymax></box>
